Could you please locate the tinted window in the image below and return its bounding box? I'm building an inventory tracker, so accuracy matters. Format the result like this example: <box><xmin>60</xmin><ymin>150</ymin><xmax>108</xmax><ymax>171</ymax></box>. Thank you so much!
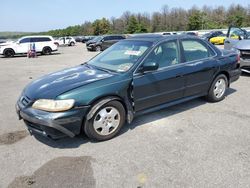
<box><xmin>31</xmin><ymin>37</ymin><xmax>51</xmax><ymax>42</ymax></box>
<box><xmin>114</xmin><ymin>36</ymin><xmax>125</xmax><ymax>40</ymax></box>
<box><xmin>181</xmin><ymin>40</ymin><xmax>213</xmax><ymax>62</ymax></box>
<box><xmin>104</xmin><ymin>36</ymin><xmax>112</xmax><ymax>41</ymax></box>
<box><xmin>144</xmin><ymin>40</ymin><xmax>179</xmax><ymax>68</ymax></box>
<box><xmin>19</xmin><ymin>38</ymin><xmax>30</xmax><ymax>43</ymax></box>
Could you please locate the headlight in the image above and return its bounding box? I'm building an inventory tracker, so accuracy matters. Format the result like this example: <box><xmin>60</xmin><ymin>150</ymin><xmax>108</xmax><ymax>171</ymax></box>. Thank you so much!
<box><xmin>32</xmin><ymin>99</ymin><xmax>75</xmax><ymax>112</ymax></box>
<box><xmin>232</xmin><ymin>47</ymin><xmax>240</xmax><ymax>55</ymax></box>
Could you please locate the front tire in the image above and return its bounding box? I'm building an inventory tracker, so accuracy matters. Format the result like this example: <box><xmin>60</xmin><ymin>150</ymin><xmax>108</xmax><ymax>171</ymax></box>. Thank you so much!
<box><xmin>84</xmin><ymin>101</ymin><xmax>126</xmax><ymax>141</ymax></box>
<box><xmin>4</xmin><ymin>49</ymin><xmax>15</xmax><ymax>57</ymax></box>
<box><xmin>95</xmin><ymin>45</ymin><xmax>101</xmax><ymax>52</ymax></box>
<box><xmin>207</xmin><ymin>74</ymin><xmax>228</xmax><ymax>102</ymax></box>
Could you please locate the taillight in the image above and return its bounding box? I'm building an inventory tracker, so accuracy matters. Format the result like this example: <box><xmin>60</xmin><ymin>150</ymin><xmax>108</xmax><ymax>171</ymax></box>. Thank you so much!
<box><xmin>237</xmin><ymin>54</ymin><xmax>241</xmax><ymax>64</ymax></box>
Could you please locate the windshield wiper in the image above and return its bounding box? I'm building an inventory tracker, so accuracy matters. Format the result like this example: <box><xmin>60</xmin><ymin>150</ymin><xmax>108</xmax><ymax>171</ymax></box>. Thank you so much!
<box><xmin>85</xmin><ymin>63</ymin><xmax>117</xmax><ymax>74</ymax></box>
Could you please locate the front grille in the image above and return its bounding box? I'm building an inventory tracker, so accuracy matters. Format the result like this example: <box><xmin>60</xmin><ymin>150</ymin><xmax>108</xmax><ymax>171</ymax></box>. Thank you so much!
<box><xmin>240</xmin><ymin>50</ymin><xmax>250</xmax><ymax>60</ymax></box>
<box><xmin>20</xmin><ymin>95</ymin><xmax>32</xmax><ymax>107</ymax></box>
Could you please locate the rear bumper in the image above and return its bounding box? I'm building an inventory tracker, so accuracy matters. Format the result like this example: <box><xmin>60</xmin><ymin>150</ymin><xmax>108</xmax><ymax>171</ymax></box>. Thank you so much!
<box><xmin>16</xmin><ymin>102</ymin><xmax>90</xmax><ymax>139</ymax></box>
<box><xmin>229</xmin><ymin>68</ymin><xmax>241</xmax><ymax>83</ymax></box>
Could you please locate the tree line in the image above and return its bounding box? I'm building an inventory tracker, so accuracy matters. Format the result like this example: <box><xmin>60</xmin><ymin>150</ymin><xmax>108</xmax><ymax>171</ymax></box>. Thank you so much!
<box><xmin>1</xmin><ymin>4</ymin><xmax>250</xmax><ymax>39</ymax></box>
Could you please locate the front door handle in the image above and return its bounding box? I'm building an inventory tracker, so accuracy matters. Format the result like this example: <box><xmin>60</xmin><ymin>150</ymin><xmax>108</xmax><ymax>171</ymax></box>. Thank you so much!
<box><xmin>175</xmin><ymin>74</ymin><xmax>183</xmax><ymax>78</ymax></box>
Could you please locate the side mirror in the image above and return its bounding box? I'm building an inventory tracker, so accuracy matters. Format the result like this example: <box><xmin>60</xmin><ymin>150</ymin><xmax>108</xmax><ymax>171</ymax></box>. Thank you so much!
<box><xmin>140</xmin><ymin>62</ymin><xmax>159</xmax><ymax>73</ymax></box>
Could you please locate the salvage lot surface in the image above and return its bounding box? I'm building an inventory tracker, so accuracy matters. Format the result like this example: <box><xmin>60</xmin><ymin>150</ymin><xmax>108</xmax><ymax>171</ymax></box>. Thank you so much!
<box><xmin>0</xmin><ymin>43</ymin><xmax>250</xmax><ymax>188</ymax></box>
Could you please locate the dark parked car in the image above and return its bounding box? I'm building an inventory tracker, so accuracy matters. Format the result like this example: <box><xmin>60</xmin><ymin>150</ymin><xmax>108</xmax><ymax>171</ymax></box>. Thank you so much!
<box><xmin>86</xmin><ymin>35</ymin><xmax>126</xmax><ymax>51</ymax></box>
<box><xmin>224</xmin><ymin>26</ymin><xmax>250</xmax><ymax>73</ymax></box>
<box><xmin>201</xmin><ymin>31</ymin><xmax>224</xmax><ymax>41</ymax></box>
<box><xmin>74</xmin><ymin>36</ymin><xmax>84</xmax><ymax>42</ymax></box>
<box><xmin>185</xmin><ymin>32</ymin><xmax>198</xmax><ymax>36</ymax></box>
<box><xmin>81</xmin><ymin>36</ymin><xmax>95</xmax><ymax>43</ymax></box>
<box><xmin>16</xmin><ymin>34</ymin><xmax>241</xmax><ymax>141</ymax></box>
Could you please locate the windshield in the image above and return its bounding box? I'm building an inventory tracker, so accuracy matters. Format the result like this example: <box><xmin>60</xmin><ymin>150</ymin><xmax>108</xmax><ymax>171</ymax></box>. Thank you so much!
<box><xmin>92</xmin><ymin>36</ymin><xmax>103</xmax><ymax>42</ymax></box>
<box><xmin>87</xmin><ymin>40</ymin><xmax>152</xmax><ymax>72</ymax></box>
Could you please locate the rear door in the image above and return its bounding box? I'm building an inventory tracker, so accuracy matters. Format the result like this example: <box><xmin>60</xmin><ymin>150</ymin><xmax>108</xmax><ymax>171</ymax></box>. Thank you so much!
<box><xmin>133</xmin><ymin>40</ymin><xmax>186</xmax><ymax>112</ymax></box>
<box><xmin>180</xmin><ymin>39</ymin><xmax>217</xmax><ymax>97</ymax></box>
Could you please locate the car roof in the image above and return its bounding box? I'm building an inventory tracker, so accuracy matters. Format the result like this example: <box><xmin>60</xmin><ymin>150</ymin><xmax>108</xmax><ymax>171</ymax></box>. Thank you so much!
<box><xmin>126</xmin><ymin>34</ymin><xmax>200</xmax><ymax>43</ymax></box>
<box><xmin>20</xmin><ymin>35</ymin><xmax>53</xmax><ymax>38</ymax></box>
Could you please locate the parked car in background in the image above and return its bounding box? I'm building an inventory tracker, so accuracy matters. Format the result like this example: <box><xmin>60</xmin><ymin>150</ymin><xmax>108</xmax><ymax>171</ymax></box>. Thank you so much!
<box><xmin>209</xmin><ymin>34</ymin><xmax>227</xmax><ymax>45</ymax></box>
<box><xmin>162</xmin><ymin>32</ymin><xmax>177</xmax><ymax>35</ymax></box>
<box><xmin>74</xmin><ymin>36</ymin><xmax>84</xmax><ymax>42</ymax></box>
<box><xmin>185</xmin><ymin>32</ymin><xmax>198</xmax><ymax>36</ymax></box>
<box><xmin>201</xmin><ymin>31</ymin><xmax>224</xmax><ymax>41</ymax></box>
<box><xmin>82</xmin><ymin>36</ymin><xmax>95</xmax><ymax>43</ymax></box>
<box><xmin>54</xmin><ymin>36</ymin><xmax>76</xmax><ymax>46</ymax></box>
<box><xmin>16</xmin><ymin>34</ymin><xmax>241</xmax><ymax>141</ymax></box>
<box><xmin>86</xmin><ymin>34</ymin><xmax>126</xmax><ymax>51</ymax></box>
<box><xmin>0</xmin><ymin>36</ymin><xmax>58</xmax><ymax>57</ymax></box>
<box><xmin>0</xmin><ymin>39</ymin><xmax>6</xmax><ymax>44</ymax></box>
<box><xmin>224</xmin><ymin>26</ymin><xmax>250</xmax><ymax>73</ymax></box>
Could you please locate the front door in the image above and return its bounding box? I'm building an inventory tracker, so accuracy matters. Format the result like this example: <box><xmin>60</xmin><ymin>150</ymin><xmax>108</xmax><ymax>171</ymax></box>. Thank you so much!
<box><xmin>133</xmin><ymin>40</ymin><xmax>186</xmax><ymax>112</ymax></box>
<box><xmin>17</xmin><ymin>38</ymin><xmax>31</xmax><ymax>53</ymax></box>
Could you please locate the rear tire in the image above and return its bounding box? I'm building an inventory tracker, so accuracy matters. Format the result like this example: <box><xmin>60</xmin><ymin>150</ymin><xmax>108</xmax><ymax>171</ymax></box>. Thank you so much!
<box><xmin>84</xmin><ymin>100</ymin><xmax>125</xmax><ymax>141</ymax></box>
<box><xmin>69</xmin><ymin>42</ymin><xmax>75</xmax><ymax>46</ymax></box>
<box><xmin>4</xmin><ymin>49</ymin><xmax>15</xmax><ymax>57</ymax></box>
<box><xmin>206</xmin><ymin>74</ymin><xmax>228</xmax><ymax>102</ymax></box>
<box><xmin>42</xmin><ymin>47</ymin><xmax>52</xmax><ymax>55</ymax></box>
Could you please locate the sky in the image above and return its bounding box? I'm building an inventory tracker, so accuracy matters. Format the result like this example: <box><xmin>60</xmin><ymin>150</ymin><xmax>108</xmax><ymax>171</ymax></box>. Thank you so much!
<box><xmin>0</xmin><ymin>0</ymin><xmax>248</xmax><ymax>32</ymax></box>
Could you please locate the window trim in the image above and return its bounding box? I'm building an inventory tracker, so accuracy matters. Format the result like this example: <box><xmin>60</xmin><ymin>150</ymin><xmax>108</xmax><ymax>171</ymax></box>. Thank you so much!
<box><xmin>133</xmin><ymin>38</ymin><xmax>218</xmax><ymax>76</ymax></box>
<box><xmin>180</xmin><ymin>38</ymin><xmax>217</xmax><ymax>63</ymax></box>
<box><xmin>134</xmin><ymin>39</ymin><xmax>181</xmax><ymax>75</ymax></box>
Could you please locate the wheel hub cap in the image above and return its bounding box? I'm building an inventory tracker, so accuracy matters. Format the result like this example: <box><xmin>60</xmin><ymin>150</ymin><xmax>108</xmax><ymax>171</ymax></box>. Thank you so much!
<box><xmin>213</xmin><ymin>78</ymin><xmax>226</xmax><ymax>98</ymax></box>
<box><xmin>93</xmin><ymin>107</ymin><xmax>120</xmax><ymax>136</ymax></box>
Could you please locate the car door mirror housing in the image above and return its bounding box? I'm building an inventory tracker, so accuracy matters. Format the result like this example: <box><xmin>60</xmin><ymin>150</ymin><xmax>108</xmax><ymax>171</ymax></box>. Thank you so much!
<box><xmin>140</xmin><ymin>62</ymin><xmax>159</xmax><ymax>73</ymax></box>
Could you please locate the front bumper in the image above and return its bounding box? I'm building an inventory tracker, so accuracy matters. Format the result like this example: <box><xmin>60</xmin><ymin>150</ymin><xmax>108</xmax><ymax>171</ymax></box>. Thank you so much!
<box><xmin>240</xmin><ymin>58</ymin><xmax>250</xmax><ymax>73</ymax></box>
<box><xmin>16</xmin><ymin>101</ymin><xmax>90</xmax><ymax>139</ymax></box>
<box><xmin>86</xmin><ymin>45</ymin><xmax>95</xmax><ymax>51</ymax></box>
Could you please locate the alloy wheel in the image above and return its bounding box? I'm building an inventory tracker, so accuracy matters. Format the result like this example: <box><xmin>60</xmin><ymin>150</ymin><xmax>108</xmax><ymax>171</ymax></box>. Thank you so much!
<box><xmin>93</xmin><ymin>107</ymin><xmax>121</xmax><ymax>136</ymax></box>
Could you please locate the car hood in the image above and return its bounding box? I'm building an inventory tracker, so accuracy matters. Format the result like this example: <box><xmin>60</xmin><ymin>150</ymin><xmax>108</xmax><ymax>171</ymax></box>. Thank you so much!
<box><xmin>86</xmin><ymin>41</ymin><xmax>96</xmax><ymax>45</ymax></box>
<box><xmin>0</xmin><ymin>41</ymin><xmax>14</xmax><ymax>46</ymax></box>
<box><xmin>234</xmin><ymin>39</ymin><xmax>250</xmax><ymax>50</ymax></box>
<box><xmin>24</xmin><ymin>64</ymin><xmax>114</xmax><ymax>100</ymax></box>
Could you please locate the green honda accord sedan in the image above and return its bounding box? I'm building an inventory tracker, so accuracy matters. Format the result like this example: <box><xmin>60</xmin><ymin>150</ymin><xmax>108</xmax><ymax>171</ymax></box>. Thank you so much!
<box><xmin>16</xmin><ymin>34</ymin><xmax>241</xmax><ymax>141</ymax></box>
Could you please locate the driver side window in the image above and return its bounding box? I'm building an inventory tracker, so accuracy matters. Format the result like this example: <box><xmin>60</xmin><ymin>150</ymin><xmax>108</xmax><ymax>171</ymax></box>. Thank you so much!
<box><xmin>143</xmin><ymin>40</ymin><xmax>179</xmax><ymax>69</ymax></box>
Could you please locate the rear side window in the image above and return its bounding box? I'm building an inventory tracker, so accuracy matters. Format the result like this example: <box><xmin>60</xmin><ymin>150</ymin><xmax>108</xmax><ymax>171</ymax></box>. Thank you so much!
<box><xmin>181</xmin><ymin>40</ymin><xmax>214</xmax><ymax>62</ymax></box>
<box><xmin>115</xmin><ymin>36</ymin><xmax>125</xmax><ymax>40</ymax></box>
<box><xmin>104</xmin><ymin>36</ymin><xmax>111</xmax><ymax>41</ymax></box>
<box><xmin>31</xmin><ymin>37</ymin><xmax>51</xmax><ymax>42</ymax></box>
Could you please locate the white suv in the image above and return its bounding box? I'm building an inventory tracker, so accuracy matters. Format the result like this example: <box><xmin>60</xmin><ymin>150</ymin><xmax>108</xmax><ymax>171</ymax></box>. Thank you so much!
<box><xmin>54</xmin><ymin>36</ymin><xmax>76</xmax><ymax>46</ymax></box>
<box><xmin>0</xmin><ymin>35</ymin><xmax>58</xmax><ymax>57</ymax></box>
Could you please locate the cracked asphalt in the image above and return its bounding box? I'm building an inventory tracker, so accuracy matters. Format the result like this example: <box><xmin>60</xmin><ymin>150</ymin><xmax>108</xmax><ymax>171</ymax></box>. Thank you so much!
<box><xmin>0</xmin><ymin>43</ymin><xmax>249</xmax><ymax>188</ymax></box>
